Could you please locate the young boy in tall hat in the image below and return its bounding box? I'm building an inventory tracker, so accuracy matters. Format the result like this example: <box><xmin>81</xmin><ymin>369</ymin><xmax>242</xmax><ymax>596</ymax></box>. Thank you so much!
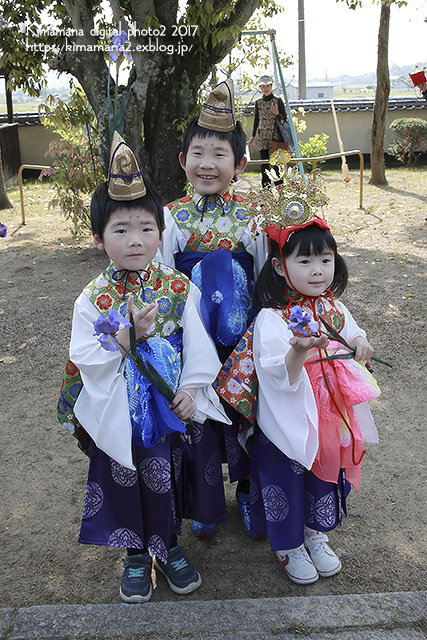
<box><xmin>160</xmin><ymin>79</ymin><xmax>267</xmax><ymax>538</ymax></box>
<box><xmin>57</xmin><ymin>132</ymin><xmax>230</xmax><ymax>602</ymax></box>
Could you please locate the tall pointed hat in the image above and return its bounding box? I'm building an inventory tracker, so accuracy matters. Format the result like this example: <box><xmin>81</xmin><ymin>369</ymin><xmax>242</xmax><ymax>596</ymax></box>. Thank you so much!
<box><xmin>198</xmin><ymin>78</ymin><xmax>236</xmax><ymax>132</ymax></box>
<box><xmin>108</xmin><ymin>131</ymin><xmax>146</xmax><ymax>201</ymax></box>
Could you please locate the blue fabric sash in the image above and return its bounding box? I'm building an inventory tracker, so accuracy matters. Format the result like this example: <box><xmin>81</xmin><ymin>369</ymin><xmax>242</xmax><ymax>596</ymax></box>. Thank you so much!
<box><xmin>178</xmin><ymin>249</ymin><xmax>253</xmax><ymax>346</ymax></box>
<box><xmin>126</xmin><ymin>332</ymin><xmax>187</xmax><ymax>448</ymax></box>
<box><xmin>175</xmin><ymin>249</ymin><xmax>254</xmax><ymax>293</ymax></box>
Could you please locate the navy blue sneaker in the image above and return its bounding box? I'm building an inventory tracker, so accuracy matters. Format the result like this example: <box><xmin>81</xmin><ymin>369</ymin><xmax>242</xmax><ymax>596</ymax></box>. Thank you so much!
<box><xmin>120</xmin><ymin>552</ymin><xmax>152</xmax><ymax>603</ymax></box>
<box><xmin>191</xmin><ymin>520</ymin><xmax>219</xmax><ymax>538</ymax></box>
<box><xmin>236</xmin><ymin>491</ymin><xmax>265</xmax><ymax>539</ymax></box>
<box><xmin>154</xmin><ymin>545</ymin><xmax>202</xmax><ymax>594</ymax></box>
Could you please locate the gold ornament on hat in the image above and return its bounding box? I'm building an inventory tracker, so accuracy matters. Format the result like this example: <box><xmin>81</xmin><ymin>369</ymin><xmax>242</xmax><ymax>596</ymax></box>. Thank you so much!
<box><xmin>245</xmin><ymin>166</ymin><xmax>329</xmax><ymax>233</ymax></box>
<box><xmin>108</xmin><ymin>130</ymin><xmax>146</xmax><ymax>201</ymax></box>
<box><xmin>198</xmin><ymin>78</ymin><xmax>236</xmax><ymax>132</ymax></box>
<box><xmin>269</xmin><ymin>148</ymin><xmax>292</xmax><ymax>166</ymax></box>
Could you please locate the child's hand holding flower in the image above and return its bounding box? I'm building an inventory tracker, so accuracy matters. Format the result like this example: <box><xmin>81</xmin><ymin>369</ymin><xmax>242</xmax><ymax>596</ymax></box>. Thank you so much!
<box><xmin>170</xmin><ymin>389</ymin><xmax>197</xmax><ymax>422</ymax></box>
<box><xmin>286</xmin><ymin>306</ymin><xmax>329</xmax><ymax>384</ymax></box>
<box><xmin>93</xmin><ymin>309</ymin><xmax>132</xmax><ymax>351</ymax></box>
<box><xmin>351</xmin><ymin>336</ymin><xmax>374</xmax><ymax>363</ymax></box>
<box><xmin>119</xmin><ymin>296</ymin><xmax>158</xmax><ymax>348</ymax></box>
<box><xmin>289</xmin><ymin>334</ymin><xmax>329</xmax><ymax>352</ymax></box>
<box><xmin>93</xmin><ymin>307</ymin><xmax>195</xmax><ymax>436</ymax></box>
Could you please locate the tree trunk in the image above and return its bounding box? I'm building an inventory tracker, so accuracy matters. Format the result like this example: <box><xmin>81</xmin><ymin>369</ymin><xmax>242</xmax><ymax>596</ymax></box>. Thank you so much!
<box><xmin>0</xmin><ymin>149</ymin><xmax>13</xmax><ymax>210</ymax></box>
<box><xmin>49</xmin><ymin>0</ymin><xmax>262</xmax><ymax>202</ymax></box>
<box><xmin>369</xmin><ymin>1</ymin><xmax>390</xmax><ymax>185</ymax></box>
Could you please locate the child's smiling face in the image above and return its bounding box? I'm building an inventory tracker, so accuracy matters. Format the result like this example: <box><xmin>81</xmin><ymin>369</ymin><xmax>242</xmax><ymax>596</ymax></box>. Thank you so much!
<box><xmin>93</xmin><ymin>208</ymin><xmax>161</xmax><ymax>271</ymax></box>
<box><xmin>179</xmin><ymin>135</ymin><xmax>246</xmax><ymax>197</ymax></box>
<box><xmin>273</xmin><ymin>245</ymin><xmax>335</xmax><ymax>297</ymax></box>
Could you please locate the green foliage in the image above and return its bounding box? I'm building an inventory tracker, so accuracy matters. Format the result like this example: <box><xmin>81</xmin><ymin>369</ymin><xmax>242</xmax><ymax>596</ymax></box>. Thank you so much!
<box><xmin>291</xmin><ymin>107</ymin><xmax>307</xmax><ymax>135</ymax></box>
<box><xmin>388</xmin><ymin>118</ymin><xmax>427</xmax><ymax>166</ymax></box>
<box><xmin>216</xmin><ymin>4</ymin><xmax>292</xmax><ymax>94</ymax></box>
<box><xmin>287</xmin><ymin>107</ymin><xmax>328</xmax><ymax>170</ymax></box>
<box><xmin>338</xmin><ymin>0</ymin><xmax>408</xmax><ymax>8</ymax></box>
<box><xmin>0</xmin><ymin>1</ymin><xmax>74</xmax><ymax>95</ymax></box>
<box><xmin>39</xmin><ymin>87</ymin><xmax>104</xmax><ymax>235</ymax></box>
<box><xmin>298</xmin><ymin>133</ymin><xmax>329</xmax><ymax>171</ymax></box>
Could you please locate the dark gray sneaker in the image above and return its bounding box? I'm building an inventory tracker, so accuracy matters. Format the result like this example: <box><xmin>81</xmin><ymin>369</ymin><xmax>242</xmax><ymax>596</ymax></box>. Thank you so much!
<box><xmin>120</xmin><ymin>552</ymin><xmax>153</xmax><ymax>603</ymax></box>
<box><xmin>154</xmin><ymin>545</ymin><xmax>202</xmax><ymax>594</ymax></box>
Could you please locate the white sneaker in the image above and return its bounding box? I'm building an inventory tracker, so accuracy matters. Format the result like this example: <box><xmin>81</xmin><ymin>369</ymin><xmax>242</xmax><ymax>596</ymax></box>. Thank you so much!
<box><xmin>304</xmin><ymin>530</ymin><xmax>342</xmax><ymax>578</ymax></box>
<box><xmin>276</xmin><ymin>544</ymin><xmax>319</xmax><ymax>584</ymax></box>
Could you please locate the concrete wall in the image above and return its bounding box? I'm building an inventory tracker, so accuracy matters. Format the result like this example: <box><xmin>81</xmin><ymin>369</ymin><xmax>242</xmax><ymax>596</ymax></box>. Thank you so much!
<box><xmin>17</xmin><ymin>124</ymin><xmax>60</xmax><ymax>167</ymax></box>
<box><xmin>4</xmin><ymin>99</ymin><xmax>427</xmax><ymax>174</ymax></box>
<box><xmin>244</xmin><ymin>101</ymin><xmax>427</xmax><ymax>162</ymax></box>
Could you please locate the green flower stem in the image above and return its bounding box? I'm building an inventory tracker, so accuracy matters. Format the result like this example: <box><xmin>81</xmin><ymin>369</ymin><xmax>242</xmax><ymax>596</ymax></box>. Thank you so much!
<box><xmin>114</xmin><ymin>60</ymin><xmax>120</xmax><ymax>116</ymax></box>
<box><xmin>318</xmin><ymin>330</ymin><xmax>392</xmax><ymax>368</ymax></box>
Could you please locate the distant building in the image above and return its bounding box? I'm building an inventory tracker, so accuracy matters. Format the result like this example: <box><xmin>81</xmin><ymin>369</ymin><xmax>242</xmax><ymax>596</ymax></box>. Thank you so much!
<box><xmin>286</xmin><ymin>82</ymin><xmax>334</xmax><ymax>100</ymax></box>
<box><xmin>390</xmin><ymin>75</ymin><xmax>412</xmax><ymax>93</ymax></box>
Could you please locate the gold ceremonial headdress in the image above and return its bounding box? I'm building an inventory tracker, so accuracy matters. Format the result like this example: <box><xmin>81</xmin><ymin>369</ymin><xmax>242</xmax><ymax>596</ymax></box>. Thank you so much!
<box><xmin>246</xmin><ymin>159</ymin><xmax>330</xmax><ymax>246</ymax></box>
<box><xmin>198</xmin><ymin>78</ymin><xmax>236</xmax><ymax>132</ymax></box>
<box><xmin>108</xmin><ymin>131</ymin><xmax>146</xmax><ymax>201</ymax></box>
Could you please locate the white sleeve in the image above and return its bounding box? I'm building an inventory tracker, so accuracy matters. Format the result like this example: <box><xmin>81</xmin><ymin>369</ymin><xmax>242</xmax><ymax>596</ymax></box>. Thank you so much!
<box><xmin>245</xmin><ymin>230</ymin><xmax>269</xmax><ymax>279</ymax></box>
<box><xmin>179</xmin><ymin>282</ymin><xmax>231</xmax><ymax>425</ymax></box>
<box><xmin>158</xmin><ymin>206</ymin><xmax>178</xmax><ymax>267</ymax></box>
<box><xmin>70</xmin><ymin>293</ymin><xmax>135</xmax><ymax>470</ymax></box>
<box><xmin>337</xmin><ymin>300</ymin><xmax>367</xmax><ymax>343</ymax></box>
<box><xmin>239</xmin><ymin>225</ymin><xmax>268</xmax><ymax>279</ymax></box>
<box><xmin>253</xmin><ymin>308</ymin><xmax>319</xmax><ymax>469</ymax></box>
<box><xmin>158</xmin><ymin>206</ymin><xmax>189</xmax><ymax>266</ymax></box>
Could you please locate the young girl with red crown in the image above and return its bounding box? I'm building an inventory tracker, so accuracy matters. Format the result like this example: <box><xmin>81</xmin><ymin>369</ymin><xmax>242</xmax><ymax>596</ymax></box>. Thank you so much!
<box><xmin>216</xmin><ymin>161</ymin><xmax>381</xmax><ymax>585</ymax></box>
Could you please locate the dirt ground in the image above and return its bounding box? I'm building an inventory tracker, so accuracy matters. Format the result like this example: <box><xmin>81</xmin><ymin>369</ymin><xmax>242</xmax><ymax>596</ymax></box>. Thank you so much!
<box><xmin>0</xmin><ymin>167</ymin><xmax>426</xmax><ymax>608</ymax></box>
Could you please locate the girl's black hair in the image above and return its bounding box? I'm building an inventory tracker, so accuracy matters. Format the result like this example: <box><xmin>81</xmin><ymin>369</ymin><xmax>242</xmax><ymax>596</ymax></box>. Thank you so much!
<box><xmin>254</xmin><ymin>225</ymin><xmax>348</xmax><ymax>309</ymax></box>
<box><xmin>181</xmin><ymin>115</ymin><xmax>247</xmax><ymax>168</ymax></box>
<box><xmin>90</xmin><ymin>179</ymin><xmax>165</xmax><ymax>240</ymax></box>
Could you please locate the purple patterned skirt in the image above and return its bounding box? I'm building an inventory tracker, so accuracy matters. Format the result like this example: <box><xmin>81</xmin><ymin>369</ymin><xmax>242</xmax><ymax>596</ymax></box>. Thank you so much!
<box><xmin>79</xmin><ymin>421</ymin><xmax>226</xmax><ymax>563</ymax></box>
<box><xmin>248</xmin><ymin>427</ymin><xmax>350</xmax><ymax>551</ymax></box>
<box><xmin>208</xmin><ymin>402</ymin><xmax>250</xmax><ymax>484</ymax></box>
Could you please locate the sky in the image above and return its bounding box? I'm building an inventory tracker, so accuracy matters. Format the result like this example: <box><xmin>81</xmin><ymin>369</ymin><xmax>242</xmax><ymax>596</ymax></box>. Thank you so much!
<box><xmin>270</xmin><ymin>0</ymin><xmax>426</xmax><ymax>81</ymax></box>
<box><xmin>27</xmin><ymin>0</ymin><xmax>427</xmax><ymax>92</ymax></box>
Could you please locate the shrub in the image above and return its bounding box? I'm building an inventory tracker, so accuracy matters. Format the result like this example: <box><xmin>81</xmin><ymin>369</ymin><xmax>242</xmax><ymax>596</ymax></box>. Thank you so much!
<box><xmin>298</xmin><ymin>133</ymin><xmax>329</xmax><ymax>171</ymax></box>
<box><xmin>39</xmin><ymin>86</ymin><xmax>104</xmax><ymax>236</ymax></box>
<box><xmin>388</xmin><ymin>118</ymin><xmax>427</xmax><ymax>166</ymax></box>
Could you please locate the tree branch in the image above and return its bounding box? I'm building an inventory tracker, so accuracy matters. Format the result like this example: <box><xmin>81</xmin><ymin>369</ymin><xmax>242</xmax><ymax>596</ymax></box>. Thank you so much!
<box><xmin>209</xmin><ymin>0</ymin><xmax>263</xmax><ymax>65</ymax></box>
<box><xmin>128</xmin><ymin>0</ymin><xmax>156</xmax><ymax>26</ymax></box>
<box><xmin>154</xmin><ymin>0</ymin><xmax>179</xmax><ymax>29</ymax></box>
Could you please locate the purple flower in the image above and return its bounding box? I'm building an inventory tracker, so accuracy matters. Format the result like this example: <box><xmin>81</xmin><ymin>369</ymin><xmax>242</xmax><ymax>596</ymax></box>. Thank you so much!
<box><xmin>97</xmin><ymin>332</ymin><xmax>120</xmax><ymax>352</ymax></box>
<box><xmin>109</xmin><ymin>30</ymin><xmax>133</xmax><ymax>64</ymax></box>
<box><xmin>288</xmin><ymin>306</ymin><xmax>319</xmax><ymax>336</ymax></box>
<box><xmin>0</xmin><ymin>223</ymin><xmax>7</xmax><ymax>238</ymax></box>
<box><xmin>93</xmin><ymin>309</ymin><xmax>132</xmax><ymax>351</ymax></box>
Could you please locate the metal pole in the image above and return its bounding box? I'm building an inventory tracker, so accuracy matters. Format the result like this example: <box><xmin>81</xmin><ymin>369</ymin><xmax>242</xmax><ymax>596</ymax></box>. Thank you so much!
<box><xmin>298</xmin><ymin>0</ymin><xmax>307</xmax><ymax>100</ymax></box>
<box><xmin>19</xmin><ymin>164</ymin><xmax>50</xmax><ymax>224</ymax></box>
<box><xmin>271</xmin><ymin>52</ymin><xmax>281</xmax><ymax>97</ymax></box>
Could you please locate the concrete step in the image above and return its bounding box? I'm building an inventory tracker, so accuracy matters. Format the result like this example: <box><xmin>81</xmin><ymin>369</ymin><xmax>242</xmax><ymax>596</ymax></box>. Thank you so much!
<box><xmin>1</xmin><ymin>591</ymin><xmax>426</xmax><ymax>640</ymax></box>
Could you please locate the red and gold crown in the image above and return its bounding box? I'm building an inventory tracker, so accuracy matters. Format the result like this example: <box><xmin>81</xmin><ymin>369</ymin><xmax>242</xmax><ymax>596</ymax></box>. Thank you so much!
<box><xmin>246</xmin><ymin>164</ymin><xmax>329</xmax><ymax>245</ymax></box>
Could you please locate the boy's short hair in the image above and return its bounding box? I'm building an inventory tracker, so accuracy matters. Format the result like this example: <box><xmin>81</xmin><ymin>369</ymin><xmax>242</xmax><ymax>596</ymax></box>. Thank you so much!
<box><xmin>181</xmin><ymin>116</ymin><xmax>247</xmax><ymax>167</ymax></box>
<box><xmin>91</xmin><ymin>180</ymin><xmax>165</xmax><ymax>240</ymax></box>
